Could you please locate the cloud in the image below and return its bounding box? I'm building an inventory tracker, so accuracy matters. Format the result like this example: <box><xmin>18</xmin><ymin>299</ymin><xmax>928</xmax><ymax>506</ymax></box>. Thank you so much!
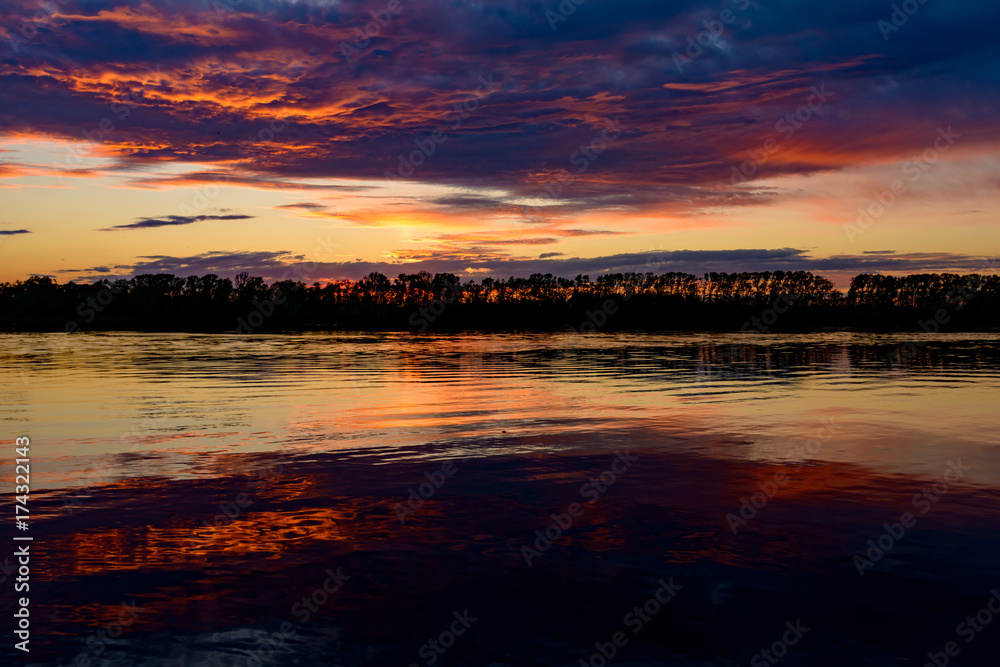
<box><xmin>432</xmin><ymin>195</ymin><xmax>509</xmax><ymax>211</ymax></box>
<box><xmin>274</xmin><ymin>202</ymin><xmax>327</xmax><ymax>211</ymax></box>
<box><xmin>64</xmin><ymin>251</ymin><xmax>304</xmax><ymax>282</ymax></box>
<box><xmin>124</xmin><ymin>173</ymin><xmax>374</xmax><ymax>192</ymax></box>
<box><xmin>0</xmin><ymin>229</ymin><xmax>31</xmax><ymax>235</ymax></box>
<box><xmin>60</xmin><ymin>248</ymin><xmax>997</xmax><ymax>288</ymax></box>
<box><xmin>4</xmin><ymin>0</ymin><xmax>1000</xmax><ymax>287</ymax></box>
<box><xmin>1</xmin><ymin>0</ymin><xmax>997</xmax><ymax>220</ymax></box>
<box><xmin>100</xmin><ymin>214</ymin><xmax>255</xmax><ymax>231</ymax></box>
<box><xmin>557</xmin><ymin>229</ymin><xmax>628</xmax><ymax>237</ymax></box>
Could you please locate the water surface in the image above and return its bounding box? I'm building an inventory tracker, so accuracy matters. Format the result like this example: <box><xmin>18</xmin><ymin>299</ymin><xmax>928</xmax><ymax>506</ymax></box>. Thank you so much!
<box><xmin>1</xmin><ymin>332</ymin><xmax>999</xmax><ymax>666</ymax></box>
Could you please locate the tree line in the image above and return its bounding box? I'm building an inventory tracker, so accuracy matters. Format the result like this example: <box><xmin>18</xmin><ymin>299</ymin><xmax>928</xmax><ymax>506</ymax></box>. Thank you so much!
<box><xmin>0</xmin><ymin>270</ymin><xmax>997</xmax><ymax>331</ymax></box>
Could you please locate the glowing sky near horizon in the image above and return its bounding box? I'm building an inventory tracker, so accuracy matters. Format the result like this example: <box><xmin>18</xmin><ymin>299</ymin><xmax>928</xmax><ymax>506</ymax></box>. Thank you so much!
<box><xmin>0</xmin><ymin>0</ymin><xmax>998</xmax><ymax>286</ymax></box>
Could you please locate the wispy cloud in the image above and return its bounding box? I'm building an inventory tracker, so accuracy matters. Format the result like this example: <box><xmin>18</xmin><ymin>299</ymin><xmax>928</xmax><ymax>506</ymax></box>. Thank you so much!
<box><xmin>100</xmin><ymin>214</ymin><xmax>255</xmax><ymax>231</ymax></box>
<box><xmin>274</xmin><ymin>202</ymin><xmax>327</xmax><ymax>211</ymax></box>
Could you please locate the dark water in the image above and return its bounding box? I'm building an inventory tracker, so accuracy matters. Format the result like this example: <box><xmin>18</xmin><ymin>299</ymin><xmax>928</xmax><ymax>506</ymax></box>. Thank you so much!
<box><xmin>1</xmin><ymin>332</ymin><xmax>999</xmax><ymax>666</ymax></box>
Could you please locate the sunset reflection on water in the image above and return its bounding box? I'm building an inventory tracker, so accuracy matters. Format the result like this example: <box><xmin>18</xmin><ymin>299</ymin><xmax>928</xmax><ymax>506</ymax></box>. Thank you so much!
<box><xmin>2</xmin><ymin>332</ymin><xmax>999</xmax><ymax>665</ymax></box>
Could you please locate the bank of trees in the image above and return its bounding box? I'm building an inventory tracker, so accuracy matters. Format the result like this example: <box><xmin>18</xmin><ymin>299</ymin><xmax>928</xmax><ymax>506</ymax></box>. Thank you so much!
<box><xmin>0</xmin><ymin>270</ymin><xmax>997</xmax><ymax>331</ymax></box>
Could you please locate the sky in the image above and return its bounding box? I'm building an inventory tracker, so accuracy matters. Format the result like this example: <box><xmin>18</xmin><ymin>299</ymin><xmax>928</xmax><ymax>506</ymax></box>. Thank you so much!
<box><xmin>0</xmin><ymin>0</ymin><xmax>998</xmax><ymax>287</ymax></box>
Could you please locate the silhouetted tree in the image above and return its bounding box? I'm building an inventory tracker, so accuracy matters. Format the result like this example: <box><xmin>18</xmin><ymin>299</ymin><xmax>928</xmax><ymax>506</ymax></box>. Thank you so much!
<box><xmin>1</xmin><ymin>270</ymin><xmax>997</xmax><ymax>332</ymax></box>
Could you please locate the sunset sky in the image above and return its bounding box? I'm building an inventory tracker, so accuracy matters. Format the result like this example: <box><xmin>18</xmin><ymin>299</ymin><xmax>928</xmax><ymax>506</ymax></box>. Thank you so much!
<box><xmin>1</xmin><ymin>0</ymin><xmax>997</xmax><ymax>286</ymax></box>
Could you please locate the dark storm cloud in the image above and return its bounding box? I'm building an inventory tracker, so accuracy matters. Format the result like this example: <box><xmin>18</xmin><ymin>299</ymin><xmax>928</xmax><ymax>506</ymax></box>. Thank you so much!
<box><xmin>1</xmin><ymin>0</ymin><xmax>997</xmax><ymax>214</ymax></box>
